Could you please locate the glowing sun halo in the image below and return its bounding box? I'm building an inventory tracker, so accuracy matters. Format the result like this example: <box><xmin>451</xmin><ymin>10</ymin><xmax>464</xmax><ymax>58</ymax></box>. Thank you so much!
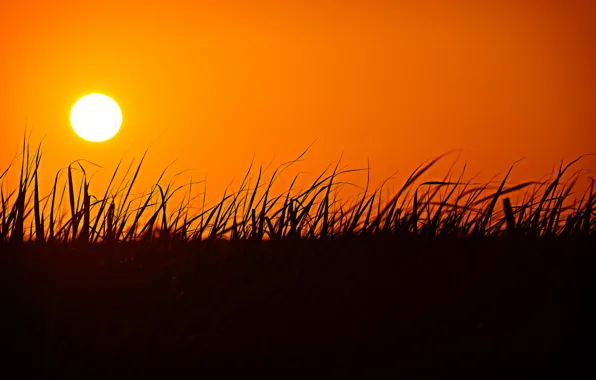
<box><xmin>70</xmin><ymin>94</ymin><xmax>122</xmax><ymax>142</ymax></box>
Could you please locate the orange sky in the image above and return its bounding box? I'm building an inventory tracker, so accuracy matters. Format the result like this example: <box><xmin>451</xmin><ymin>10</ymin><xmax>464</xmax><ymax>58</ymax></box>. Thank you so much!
<box><xmin>1</xmin><ymin>0</ymin><xmax>595</xmax><ymax>205</ymax></box>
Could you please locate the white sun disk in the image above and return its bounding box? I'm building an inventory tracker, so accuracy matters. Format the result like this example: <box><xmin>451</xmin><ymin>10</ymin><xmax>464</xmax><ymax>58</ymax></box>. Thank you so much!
<box><xmin>70</xmin><ymin>94</ymin><xmax>122</xmax><ymax>142</ymax></box>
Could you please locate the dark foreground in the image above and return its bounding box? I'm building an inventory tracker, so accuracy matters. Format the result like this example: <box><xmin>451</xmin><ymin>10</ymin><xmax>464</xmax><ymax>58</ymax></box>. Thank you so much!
<box><xmin>1</xmin><ymin>236</ymin><xmax>595</xmax><ymax>373</ymax></box>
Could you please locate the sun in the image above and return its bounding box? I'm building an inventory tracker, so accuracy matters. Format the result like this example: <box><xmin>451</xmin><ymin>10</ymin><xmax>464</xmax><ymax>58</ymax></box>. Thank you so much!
<box><xmin>70</xmin><ymin>93</ymin><xmax>122</xmax><ymax>142</ymax></box>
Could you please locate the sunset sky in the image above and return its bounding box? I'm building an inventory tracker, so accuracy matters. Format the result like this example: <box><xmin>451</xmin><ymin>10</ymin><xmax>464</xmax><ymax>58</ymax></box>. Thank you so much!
<box><xmin>1</xmin><ymin>0</ymin><xmax>595</xmax><ymax>203</ymax></box>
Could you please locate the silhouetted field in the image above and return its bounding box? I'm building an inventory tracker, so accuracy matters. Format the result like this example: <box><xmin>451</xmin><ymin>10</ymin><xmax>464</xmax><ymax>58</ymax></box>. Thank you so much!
<box><xmin>1</xmin><ymin>138</ymin><xmax>595</xmax><ymax>372</ymax></box>
<box><xmin>1</xmin><ymin>236</ymin><xmax>594</xmax><ymax>372</ymax></box>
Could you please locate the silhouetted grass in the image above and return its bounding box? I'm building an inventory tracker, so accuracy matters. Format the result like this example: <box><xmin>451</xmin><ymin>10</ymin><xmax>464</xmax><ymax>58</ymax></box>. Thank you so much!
<box><xmin>1</xmin><ymin>135</ymin><xmax>595</xmax><ymax>372</ymax></box>
<box><xmin>0</xmin><ymin>135</ymin><xmax>594</xmax><ymax>244</ymax></box>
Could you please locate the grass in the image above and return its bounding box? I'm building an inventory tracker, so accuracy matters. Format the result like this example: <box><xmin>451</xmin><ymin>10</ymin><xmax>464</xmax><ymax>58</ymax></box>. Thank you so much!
<box><xmin>1</xmin><ymin>135</ymin><xmax>595</xmax><ymax>371</ymax></box>
<box><xmin>1</xmin><ymin>135</ymin><xmax>594</xmax><ymax>244</ymax></box>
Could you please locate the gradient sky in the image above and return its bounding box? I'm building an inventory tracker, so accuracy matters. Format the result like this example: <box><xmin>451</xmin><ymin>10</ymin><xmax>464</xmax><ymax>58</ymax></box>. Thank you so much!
<box><xmin>1</xmin><ymin>0</ymin><xmax>595</xmax><ymax>203</ymax></box>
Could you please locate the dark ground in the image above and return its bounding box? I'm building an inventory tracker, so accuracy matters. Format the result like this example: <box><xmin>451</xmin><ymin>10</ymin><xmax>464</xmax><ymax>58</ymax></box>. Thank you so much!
<box><xmin>1</xmin><ymin>235</ymin><xmax>594</xmax><ymax>374</ymax></box>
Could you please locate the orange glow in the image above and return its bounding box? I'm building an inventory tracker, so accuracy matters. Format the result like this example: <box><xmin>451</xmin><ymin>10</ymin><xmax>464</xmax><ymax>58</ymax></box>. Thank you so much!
<box><xmin>1</xmin><ymin>0</ymin><xmax>595</xmax><ymax>202</ymax></box>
